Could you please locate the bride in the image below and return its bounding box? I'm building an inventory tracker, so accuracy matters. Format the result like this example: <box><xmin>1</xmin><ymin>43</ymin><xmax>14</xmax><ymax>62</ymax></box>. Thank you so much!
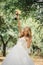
<box><xmin>2</xmin><ymin>27</ymin><xmax>34</xmax><ymax>65</ymax></box>
<box><xmin>2</xmin><ymin>11</ymin><xmax>34</xmax><ymax>65</ymax></box>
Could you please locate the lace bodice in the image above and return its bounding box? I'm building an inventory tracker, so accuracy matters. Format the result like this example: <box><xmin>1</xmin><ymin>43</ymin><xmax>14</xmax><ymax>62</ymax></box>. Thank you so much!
<box><xmin>17</xmin><ymin>37</ymin><xmax>27</xmax><ymax>48</ymax></box>
<box><xmin>17</xmin><ymin>37</ymin><xmax>30</xmax><ymax>54</ymax></box>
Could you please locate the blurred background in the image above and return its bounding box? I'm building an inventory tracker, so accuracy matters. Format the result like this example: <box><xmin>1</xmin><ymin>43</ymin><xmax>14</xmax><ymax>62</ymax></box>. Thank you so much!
<box><xmin>0</xmin><ymin>0</ymin><xmax>43</xmax><ymax>65</ymax></box>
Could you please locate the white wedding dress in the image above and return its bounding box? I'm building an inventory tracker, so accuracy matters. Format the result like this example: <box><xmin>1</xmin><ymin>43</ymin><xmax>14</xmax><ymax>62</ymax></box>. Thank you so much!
<box><xmin>2</xmin><ymin>37</ymin><xmax>34</xmax><ymax>65</ymax></box>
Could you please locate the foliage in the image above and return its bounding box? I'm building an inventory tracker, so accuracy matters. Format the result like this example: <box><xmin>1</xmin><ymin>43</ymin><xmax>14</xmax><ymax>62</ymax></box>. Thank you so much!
<box><xmin>0</xmin><ymin>0</ymin><xmax>43</xmax><ymax>56</ymax></box>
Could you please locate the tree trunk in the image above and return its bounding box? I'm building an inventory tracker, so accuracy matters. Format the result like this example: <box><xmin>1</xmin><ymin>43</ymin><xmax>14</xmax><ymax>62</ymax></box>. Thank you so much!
<box><xmin>3</xmin><ymin>44</ymin><xmax>6</xmax><ymax>56</ymax></box>
<box><xmin>0</xmin><ymin>35</ymin><xmax>10</xmax><ymax>56</ymax></box>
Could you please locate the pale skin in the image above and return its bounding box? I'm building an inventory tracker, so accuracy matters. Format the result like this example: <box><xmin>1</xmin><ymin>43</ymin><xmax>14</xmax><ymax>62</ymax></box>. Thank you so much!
<box><xmin>15</xmin><ymin>11</ymin><xmax>32</xmax><ymax>48</ymax></box>
<box><xmin>24</xmin><ymin>27</ymin><xmax>32</xmax><ymax>48</ymax></box>
<box><xmin>25</xmin><ymin>37</ymin><xmax>32</xmax><ymax>48</ymax></box>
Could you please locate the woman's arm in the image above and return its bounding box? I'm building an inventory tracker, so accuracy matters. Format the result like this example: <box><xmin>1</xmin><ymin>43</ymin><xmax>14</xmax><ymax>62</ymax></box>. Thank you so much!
<box><xmin>26</xmin><ymin>37</ymin><xmax>32</xmax><ymax>48</ymax></box>
<box><xmin>17</xmin><ymin>18</ymin><xmax>21</xmax><ymax>32</ymax></box>
<box><xmin>15</xmin><ymin>11</ymin><xmax>21</xmax><ymax>32</ymax></box>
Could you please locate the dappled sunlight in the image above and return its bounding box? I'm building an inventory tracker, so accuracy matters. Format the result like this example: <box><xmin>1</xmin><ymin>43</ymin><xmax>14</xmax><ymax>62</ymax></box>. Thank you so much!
<box><xmin>0</xmin><ymin>0</ymin><xmax>43</xmax><ymax>65</ymax></box>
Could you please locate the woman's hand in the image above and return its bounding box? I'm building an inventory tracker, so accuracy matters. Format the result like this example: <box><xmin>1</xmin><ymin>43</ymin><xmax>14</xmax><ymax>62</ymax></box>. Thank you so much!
<box><xmin>15</xmin><ymin>9</ymin><xmax>21</xmax><ymax>20</ymax></box>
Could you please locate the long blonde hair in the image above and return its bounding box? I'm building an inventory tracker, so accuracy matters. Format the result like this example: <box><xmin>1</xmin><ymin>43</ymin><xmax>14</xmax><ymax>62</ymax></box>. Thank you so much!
<box><xmin>19</xmin><ymin>29</ymin><xmax>24</xmax><ymax>38</ymax></box>
<box><xmin>19</xmin><ymin>27</ymin><xmax>32</xmax><ymax>38</ymax></box>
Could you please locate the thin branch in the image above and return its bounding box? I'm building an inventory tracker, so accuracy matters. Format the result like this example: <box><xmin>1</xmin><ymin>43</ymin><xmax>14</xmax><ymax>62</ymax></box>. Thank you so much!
<box><xmin>6</xmin><ymin>36</ymin><xmax>10</xmax><ymax>45</ymax></box>
<box><xmin>0</xmin><ymin>35</ymin><xmax>4</xmax><ymax>44</ymax></box>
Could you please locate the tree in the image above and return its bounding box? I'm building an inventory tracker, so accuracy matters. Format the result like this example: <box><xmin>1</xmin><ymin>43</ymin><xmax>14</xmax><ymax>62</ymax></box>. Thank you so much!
<box><xmin>0</xmin><ymin>16</ymin><xmax>18</xmax><ymax>56</ymax></box>
<box><xmin>0</xmin><ymin>35</ymin><xmax>10</xmax><ymax>56</ymax></box>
